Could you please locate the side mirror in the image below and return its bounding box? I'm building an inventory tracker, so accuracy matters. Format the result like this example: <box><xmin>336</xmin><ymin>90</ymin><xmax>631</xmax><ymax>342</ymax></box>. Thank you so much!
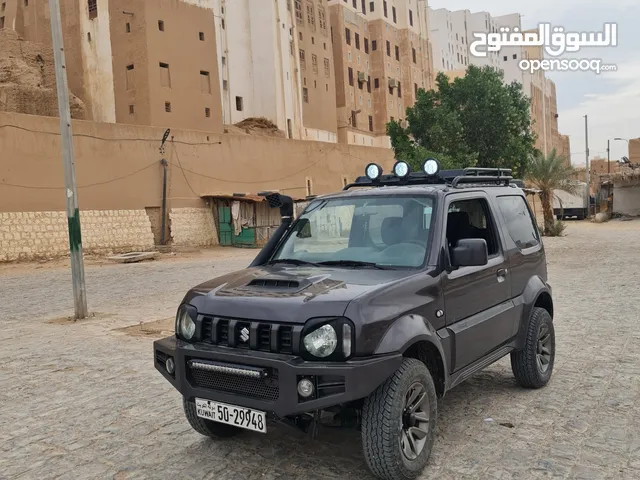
<box><xmin>451</xmin><ymin>238</ymin><xmax>488</xmax><ymax>267</ymax></box>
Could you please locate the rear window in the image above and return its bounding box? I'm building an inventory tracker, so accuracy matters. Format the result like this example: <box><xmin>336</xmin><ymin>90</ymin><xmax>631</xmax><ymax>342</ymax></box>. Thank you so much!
<box><xmin>496</xmin><ymin>195</ymin><xmax>540</xmax><ymax>249</ymax></box>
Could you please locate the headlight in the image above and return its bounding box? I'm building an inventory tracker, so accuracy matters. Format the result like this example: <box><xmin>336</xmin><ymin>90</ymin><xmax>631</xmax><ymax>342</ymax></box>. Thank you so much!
<box><xmin>176</xmin><ymin>306</ymin><xmax>196</xmax><ymax>340</ymax></box>
<box><xmin>303</xmin><ymin>324</ymin><xmax>338</xmax><ymax>358</ymax></box>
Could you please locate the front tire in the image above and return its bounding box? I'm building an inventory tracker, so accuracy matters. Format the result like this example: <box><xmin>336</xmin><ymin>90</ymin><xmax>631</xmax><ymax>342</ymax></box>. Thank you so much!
<box><xmin>511</xmin><ymin>307</ymin><xmax>555</xmax><ymax>388</ymax></box>
<box><xmin>361</xmin><ymin>358</ymin><xmax>437</xmax><ymax>480</ymax></box>
<box><xmin>183</xmin><ymin>398</ymin><xmax>242</xmax><ymax>438</ymax></box>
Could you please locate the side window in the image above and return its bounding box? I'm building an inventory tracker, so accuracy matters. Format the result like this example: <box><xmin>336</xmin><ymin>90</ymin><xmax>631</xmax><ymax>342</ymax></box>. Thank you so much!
<box><xmin>496</xmin><ymin>195</ymin><xmax>540</xmax><ymax>249</ymax></box>
<box><xmin>446</xmin><ymin>198</ymin><xmax>499</xmax><ymax>256</ymax></box>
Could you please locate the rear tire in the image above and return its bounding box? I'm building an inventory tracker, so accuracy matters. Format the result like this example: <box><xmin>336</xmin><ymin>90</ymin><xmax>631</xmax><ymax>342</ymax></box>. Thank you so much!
<box><xmin>183</xmin><ymin>398</ymin><xmax>242</xmax><ymax>438</ymax></box>
<box><xmin>511</xmin><ymin>307</ymin><xmax>555</xmax><ymax>388</ymax></box>
<box><xmin>361</xmin><ymin>358</ymin><xmax>437</xmax><ymax>480</ymax></box>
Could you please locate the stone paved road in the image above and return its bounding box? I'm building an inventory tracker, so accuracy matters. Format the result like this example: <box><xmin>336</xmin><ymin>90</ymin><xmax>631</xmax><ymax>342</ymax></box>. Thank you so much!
<box><xmin>1</xmin><ymin>221</ymin><xmax>640</xmax><ymax>480</ymax></box>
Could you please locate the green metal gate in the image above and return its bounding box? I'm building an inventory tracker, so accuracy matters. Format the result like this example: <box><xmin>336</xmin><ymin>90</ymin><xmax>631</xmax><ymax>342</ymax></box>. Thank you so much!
<box><xmin>218</xmin><ymin>206</ymin><xmax>233</xmax><ymax>246</ymax></box>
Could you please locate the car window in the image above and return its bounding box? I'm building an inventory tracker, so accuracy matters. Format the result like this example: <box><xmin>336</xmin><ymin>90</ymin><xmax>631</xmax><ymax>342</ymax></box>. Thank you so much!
<box><xmin>271</xmin><ymin>195</ymin><xmax>435</xmax><ymax>268</ymax></box>
<box><xmin>496</xmin><ymin>195</ymin><xmax>540</xmax><ymax>249</ymax></box>
<box><xmin>446</xmin><ymin>198</ymin><xmax>499</xmax><ymax>256</ymax></box>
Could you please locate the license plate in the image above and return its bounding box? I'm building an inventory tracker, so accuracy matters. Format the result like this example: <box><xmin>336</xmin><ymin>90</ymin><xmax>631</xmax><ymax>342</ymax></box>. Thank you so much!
<box><xmin>195</xmin><ymin>398</ymin><xmax>267</xmax><ymax>433</ymax></box>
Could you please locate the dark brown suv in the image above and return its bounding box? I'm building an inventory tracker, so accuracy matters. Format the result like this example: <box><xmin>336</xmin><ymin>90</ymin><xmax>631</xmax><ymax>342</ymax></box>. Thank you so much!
<box><xmin>153</xmin><ymin>160</ymin><xmax>555</xmax><ymax>480</ymax></box>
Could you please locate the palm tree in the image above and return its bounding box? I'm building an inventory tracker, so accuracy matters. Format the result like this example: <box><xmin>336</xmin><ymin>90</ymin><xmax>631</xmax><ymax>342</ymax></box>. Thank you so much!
<box><xmin>525</xmin><ymin>149</ymin><xmax>578</xmax><ymax>235</ymax></box>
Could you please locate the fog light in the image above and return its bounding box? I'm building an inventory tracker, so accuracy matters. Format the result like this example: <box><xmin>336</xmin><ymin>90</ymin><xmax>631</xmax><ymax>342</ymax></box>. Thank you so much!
<box><xmin>297</xmin><ymin>378</ymin><xmax>314</xmax><ymax>398</ymax></box>
<box><xmin>165</xmin><ymin>357</ymin><xmax>175</xmax><ymax>375</ymax></box>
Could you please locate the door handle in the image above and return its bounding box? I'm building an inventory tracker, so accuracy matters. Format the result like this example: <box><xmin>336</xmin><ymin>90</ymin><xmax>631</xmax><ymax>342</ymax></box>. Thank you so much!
<box><xmin>497</xmin><ymin>268</ymin><xmax>507</xmax><ymax>277</ymax></box>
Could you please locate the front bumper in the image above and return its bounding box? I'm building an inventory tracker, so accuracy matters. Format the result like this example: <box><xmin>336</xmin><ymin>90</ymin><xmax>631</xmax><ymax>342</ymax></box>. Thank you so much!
<box><xmin>154</xmin><ymin>336</ymin><xmax>402</xmax><ymax>417</ymax></box>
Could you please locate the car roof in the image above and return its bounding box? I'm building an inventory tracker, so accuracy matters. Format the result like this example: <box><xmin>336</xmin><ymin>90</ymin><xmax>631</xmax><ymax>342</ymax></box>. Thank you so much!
<box><xmin>314</xmin><ymin>183</ymin><xmax>524</xmax><ymax>202</ymax></box>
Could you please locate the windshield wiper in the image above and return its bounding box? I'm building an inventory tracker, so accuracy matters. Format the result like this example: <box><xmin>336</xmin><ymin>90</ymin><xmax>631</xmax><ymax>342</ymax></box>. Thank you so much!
<box><xmin>267</xmin><ymin>258</ymin><xmax>320</xmax><ymax>266</ymax></box>
<box><xmin>316</xmin><ymin>260</ymin><xmax>388</xmax><ymax>269</ymax></box>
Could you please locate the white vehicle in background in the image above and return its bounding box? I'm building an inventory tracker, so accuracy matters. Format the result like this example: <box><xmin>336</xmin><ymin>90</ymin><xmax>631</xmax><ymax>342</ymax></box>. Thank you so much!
<box><xmin>553</xmin><ymin>182</ymin><xmax>588</xmax><ymax>220</ymax></box>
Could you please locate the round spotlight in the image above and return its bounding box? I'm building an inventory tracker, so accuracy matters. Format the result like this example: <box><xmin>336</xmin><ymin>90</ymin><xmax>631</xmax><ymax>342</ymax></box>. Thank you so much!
<box><xmin>297</xmin><ymin>378</ymin><xmax>315</xmax><ymax>398</ymax></box>
<box><xmin>165</xmin><ymin>357</ymin><xmax>175</xmax><ymax>375</ymax></box>
<box><xmin>422</xmin><ymin>158</ymin><xmax>440</xmax><ymax>176</ymax></box>
<box><xmin>393</xmin><ymin>161</ymin><xmax>410</xmax><ymax>178</ymax></box>
<box><xmin>365</xmin><ymin>163</ymin><xmax>383</xmax><ymax>180</ymax></box>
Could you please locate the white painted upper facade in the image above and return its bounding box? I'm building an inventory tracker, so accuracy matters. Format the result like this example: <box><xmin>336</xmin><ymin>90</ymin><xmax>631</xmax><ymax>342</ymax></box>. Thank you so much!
<box><xmin>184</xmin><ymin>0</ymin><xmax>306</xmax><ymax>139</ymax></box>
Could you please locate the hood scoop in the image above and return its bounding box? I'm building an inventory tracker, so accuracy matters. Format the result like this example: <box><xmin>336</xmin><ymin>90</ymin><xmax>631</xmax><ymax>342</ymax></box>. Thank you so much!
<box><xmin>247</xmin><ymin>278</ymin><xmax>301</xmax><ymax>289</ymax></box>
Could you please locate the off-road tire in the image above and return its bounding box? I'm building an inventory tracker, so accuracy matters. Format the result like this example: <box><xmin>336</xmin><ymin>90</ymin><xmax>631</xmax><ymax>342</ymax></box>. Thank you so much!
<box><xmin>361</xmin><ymin>358</ymin><xmax>437</xmax><ymax>480</ymax></box>
<box><xmin>511</xmin><ymin>307</ymin><xmax>555</xmax><ymax>388</ymax></box>
<box><xmin>183</xmin><ymin>398</ymin><xmax>242</xmax><ymax>438</ymax></box>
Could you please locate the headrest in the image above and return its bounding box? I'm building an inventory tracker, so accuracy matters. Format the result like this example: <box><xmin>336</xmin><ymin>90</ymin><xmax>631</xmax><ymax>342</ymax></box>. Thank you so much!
<box><xmin>381</xmin><ymin>216</ymin><xmax>403</xmax><ymax>245</ymax></box>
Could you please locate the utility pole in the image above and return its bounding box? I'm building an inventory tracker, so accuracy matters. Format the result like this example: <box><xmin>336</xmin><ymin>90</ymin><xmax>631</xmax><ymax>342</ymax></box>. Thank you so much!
<box><xmin>584</xmin><ymin>115</ymin><xmax>590</xmax><ymax>217</ymax></box>
<box><xmin>48</xmin><ymin>0</ymin><xmax>88</xmax><ymax>319</ymax></box>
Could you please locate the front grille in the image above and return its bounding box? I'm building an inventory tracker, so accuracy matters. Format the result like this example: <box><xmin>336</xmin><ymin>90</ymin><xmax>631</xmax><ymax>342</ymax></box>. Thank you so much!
<box><xmin>199</xmin><ymin>316</ymin><xmax>301</xmax><ymax>355</ymax></box>
<box><xmin>187</xmin><ymin>362</ymin><xmax>279</xmax><ymax>401</ymax></box>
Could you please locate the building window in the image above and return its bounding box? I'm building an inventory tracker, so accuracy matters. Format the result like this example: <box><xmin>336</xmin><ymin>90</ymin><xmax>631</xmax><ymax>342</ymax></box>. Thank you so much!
<box><xmin>386</xmin><ymin>41</ymin><xmax>390</xmax><ymax>56</ymax></box>
<box><xmin>87</xmin><ymin>32</ymin><xmax>91</xmax><ymax>42</ymax></box>
<box><xmin>205</xmin><ymin>107</ymin><xmax>211</xmax><ymax>118</ymax></box>
<box><xmin>306</xmin><ymin>1</ymin><xmax>316</xmax><ymax>31</ymax></box>
<box><xmin>299</xmin><ymin>31</ymin><xmax>303</xmax><ymax>40</ymax></box>
<box><xmin>165</xmin><ymin>102</ymin><xmax>171</xmax><ymax>113</ymax></box>
<box><xmin>318</xmin><ymin>7</ymin><xmax>327</xmax><ymax>33</ymax></box>
<box><xmin>412</xmin><ymin>48</ymin><xmax>416</xmax><ymax>63</ymax></box>
<box><xmin>24</xmin><ymin>0</ymin><xmax>29</xmax><ymax>6</ymax></box>
<box><xmin>409</xmin><ymin>10</ymin><xmax>413</xmax><ymax>26</ymax></box>
<box><xmin>372</xmin><ymin>40</ymin><xmax>377</xmax><ymax>51</ymax></box>
<box><xmin>345</xmin><ymin>28</ymin><xmax>351</xmax><ymax>45</ymax></box>
<box><xmin>303</xmin><ymin>87</ymin><xmax>309</xmax><ymax>103</ymax></box>
<box><xmin>159</xmin><ymin>63</ymin><xmax>171</xmax><ymax>87</ymax></box>
<box><xmin>223</xmin><ymin>79</ymin><xmax>228</xmax><ymax>90</ymax></box>
<box><xmin>503</xmin><ymin>56</ymin><xmax>507</xmax><ymax>61</ymax></box>
<box><xmin>129</xmin><ymin>105</ymin><xmax>134</xmax><ymax>115</ymax></box>
<box><xmin>513</xmin><ymin>54</ymin><xmax>517</xmax><ymax>59</ymax></box>
<box><xmin>414</xmin><ymin>83</ymin><xmax>418</xmax><ymax>96</ymax></box>
<box><xmin>125</xmin><ymin>22</ymin><xmax>131</xmax><ymax>33</ymax></box>
<box><xmin>294</xmin><ymin>0</ymin><xmax>303</xmax><ymax>24</ymax></box>
<box><xmin>398</xmin><ymin>81</ymin><xmax>401</xmax><ymax>98</ymax></box>
<box><xmin>383</xmin><ymin>0</ymin><xmax>387</xmax><ymax>17</ymax></box>
<box><xmin>199</xmin><ymin>32</ymin><xmax>205</xmax><ymax>41</ymax></box>
<box><xmin>324</xmin><ymin>58</ymin><xmax>330</xmax><ymax>77</ymax></box>
<box><xmin>351</xmin><ymin>110</ymin><xmax>357</xmax><ymax>128</ymax></box>
<box><xmin>88</xmin><ymin>0</ymin><xmax>97</xmax><ymax>19</ymax></box>
<box><xmin>370</xmin><ymin>1</ymin><xmax>374</xmax><ymax>11</ymax></box>
<box><xmin>358</xmin><ymin>73</ymin><xmax>363</xmax><ymax>90</ymax></box>
<box><xmin>125</xmin><ymin>64</ymin><xmax>134</xmax><ymax>90</ymax></box>
<box><xmin>200</xmin><ymin>71</ymin><xmax>211</xmax><ymax>94</ymax></box>
<box><xmin>158</xmin><ymin>20</ymin><xmax>164</xmax><ymax>31</ymax></box>
<box><xmin>312</xmin><ymin>54</ymin><xmax>318</xmax><ymax>73</ymax></box>
<box><xmin>392</xmin><ymin>6</ymin><xmax>396</xmax><ymax>23</ymax></box>
<box><xmin>312</xmin><ymin>36</ymin><xmax>315</xmax><ymax>44</ymax></box>
<box><xmin>299</xmin><ymin>49</ymin><xmax>306</xmax><ymax>70</ymax></box>
<box><xmin>236</xmin><ymin>96</ymin><xmax>243</xmax><ymax>111</ymax></box>
<box><xmin>395</xmin><ymin>45</ymin><xmax>399</xmax><ymax>61</ymax></box>
<box><xmin>364</xmin><ymin>38</ymin><xmax>369</xmax><ymax>53</ymax></box>
<box><xmin>361</xmin><ymin>0</ymin><xmax>366</xmax><ymax>14</ymax></box>
<box><xmin>367</xmin><ymin>75</ymin><xmax>371</xmax><ymax>93</ymax></box>
<box><xmin>355</xmin><ymin>32</ymin><xmax>360</xmax><ymax>50</ymax></box>
<box><xmin>348</xmin><ymin>67</ymin><xmax>354</xmax><ymax>86</ymax></box>
<box><xmin>326</xmin><ymin>83</ymin><xmax>329</xmax><ymax>92</ymax></box>
<box><xmin>368</xmin><ymin>115</ymin><xmax>373</xmax><ymax>131</ymax></box>
<box><xmin>374</xmin><ymin>78</ymin><xmax>379</xmax><ymax>88</ymax></box>
<box><xmin>221</xmin><ymin>18</ymin><xmax>225</xmax><ymax>29</ymax></box>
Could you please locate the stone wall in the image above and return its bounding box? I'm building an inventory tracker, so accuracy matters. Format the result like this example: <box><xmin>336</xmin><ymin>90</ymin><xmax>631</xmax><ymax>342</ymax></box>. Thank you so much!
<box><xmin>169</xmin><ymin>208</ymin><xmax>218</xmax><ymax>247</ymax></box>
<box><xmin>0</xmin><ymin>210</ymin><xmax>155</xmax><ymax>262</ymax></box>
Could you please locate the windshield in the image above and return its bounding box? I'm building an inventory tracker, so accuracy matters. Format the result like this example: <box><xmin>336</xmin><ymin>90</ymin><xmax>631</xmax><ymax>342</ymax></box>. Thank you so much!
<box><xmin>271</xmin><ymin>195</ymin><xmax>435</xmax><ymax>268</ymax></box>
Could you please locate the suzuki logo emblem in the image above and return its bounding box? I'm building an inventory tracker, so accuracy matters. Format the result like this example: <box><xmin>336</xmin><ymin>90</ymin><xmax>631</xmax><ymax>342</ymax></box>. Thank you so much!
<box><xmin>240</xmin><ymin>327</ymin><xmax>250</xmax><ymax>342</ymax></box>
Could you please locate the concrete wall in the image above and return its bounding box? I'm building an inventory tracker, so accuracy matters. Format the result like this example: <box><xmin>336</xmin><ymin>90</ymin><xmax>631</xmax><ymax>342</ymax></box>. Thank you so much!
<box><xmin>0</xmin><ymin>111</ymin><xmax>395</xmax><ymax>260</ymax></box>
<box><xmin>613</xmin><ymin>184</ymin><xmax>640</xmax><ymax>217</ymax></box>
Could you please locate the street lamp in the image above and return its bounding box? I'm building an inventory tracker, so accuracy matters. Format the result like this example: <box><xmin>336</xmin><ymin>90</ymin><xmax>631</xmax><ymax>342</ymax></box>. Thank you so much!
<box><xmin>613</xmin><ymin>137</ymin><xmax>629</xmax><ymax>165</ymax></box>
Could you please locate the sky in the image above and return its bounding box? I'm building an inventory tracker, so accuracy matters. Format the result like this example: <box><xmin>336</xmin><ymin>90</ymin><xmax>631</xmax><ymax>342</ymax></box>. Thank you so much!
<box><xmin>428</xmin><ymin>0</ymin><xmax>640</xmax><ymax>165</ymax></box>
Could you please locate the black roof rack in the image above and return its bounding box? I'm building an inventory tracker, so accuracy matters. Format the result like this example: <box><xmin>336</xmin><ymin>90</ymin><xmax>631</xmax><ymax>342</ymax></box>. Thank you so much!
<box><xmin>343</xmin><ymin>167</ymin><xmax>514</xmax><ymax>190</ymax></box>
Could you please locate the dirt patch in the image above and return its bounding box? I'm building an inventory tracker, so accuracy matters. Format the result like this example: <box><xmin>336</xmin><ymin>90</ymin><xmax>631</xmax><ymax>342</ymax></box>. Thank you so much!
<box><xmin>46</xmin><ymin>311</ymin><xmax>104</xmax><ymax>325</ymax></box>
<box><xmin>224</xmin><ymin>117</ymin><xmax>286</xmax><ymax>138</ymax></box>
<box><xmin>114</xmin><ymin>317</ymin><xmax>175</xmax><ymax>338</ymax></box>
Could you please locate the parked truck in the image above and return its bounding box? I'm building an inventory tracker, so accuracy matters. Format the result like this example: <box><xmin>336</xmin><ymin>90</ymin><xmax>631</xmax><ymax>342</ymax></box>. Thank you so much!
<box><xmin>553</xmin><ymin>182</ymin><xmax>588</xmax><ymax>220</ymax></box>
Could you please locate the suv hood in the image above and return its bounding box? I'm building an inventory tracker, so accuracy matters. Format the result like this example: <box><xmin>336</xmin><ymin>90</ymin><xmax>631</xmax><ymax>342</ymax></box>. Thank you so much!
<box><xmin>183</xmin><ymin>264</ymin><xmax>409</xmax><ymax>324</ymax></box>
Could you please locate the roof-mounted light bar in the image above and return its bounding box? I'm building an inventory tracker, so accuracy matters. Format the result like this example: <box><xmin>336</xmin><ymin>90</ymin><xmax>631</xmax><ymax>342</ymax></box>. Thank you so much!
<box><xmin>365</xmin><ymin>163</ymin><xmax>383</xmax><ymax>181</ymax></box>
<box><xmin>422</xmin><ymin>158</ymin><xmax>440</xmax><ymax>176</ymax></box>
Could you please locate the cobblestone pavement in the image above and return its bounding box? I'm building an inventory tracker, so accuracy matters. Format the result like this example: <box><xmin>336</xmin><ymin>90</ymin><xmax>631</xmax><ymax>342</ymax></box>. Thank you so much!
<box><xmin>1</xmin><ymin>221</ymin><xmax>640</xmax><ymax>480</ymax></box>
